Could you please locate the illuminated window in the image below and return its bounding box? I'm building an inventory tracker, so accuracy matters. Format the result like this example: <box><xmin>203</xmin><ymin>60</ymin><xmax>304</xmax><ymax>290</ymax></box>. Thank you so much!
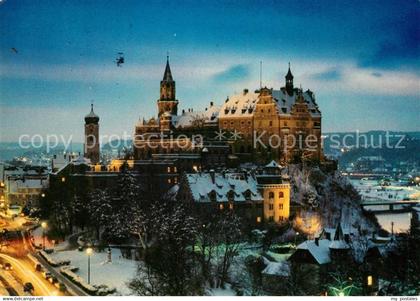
<box><xmin>229</xmin><ymin>203</ymin><xmax>234</xmax><ymax>210</ymax></box>
<box><xmin>61</xmin><ymin>177</ymin><xmax>66</xmax><ymax>183</ymax></box>
<box><xmin>174</xmin><ymin>167</ymin><xmax>177</xmax><ymax>173</ymax></box>
<box><xmin>279</xmin><ymin>203</ymin><xmax>283</xmax><ymax>210</ymax></box>
<box><xmin>367</xmin><ymin>275</ymin><xmax>373</xmax><ymax>286</ymax></box>
<box><xmin>256</xmin><ymin>216</ymin><xmax>261</xmax><ymax>223</ymax></box>
<box><xmin>174</xmin><ymin>177</ymin><xmax>178</xmax><ymax>184</ymax></box>
<box><xmin>167</xmin><ymin>178</ymin><xmax>172</xmax><ymax>184</ymax></box>
<box><xmin>167</xmin><ymin>167</ymin><xmax>171</xmax><ymax>173</ymax></box>
<box><xmin>279</xmin><ymin>191</ymin><xmax>284</xmax><ymax>198</ymax></box>
<box><xmin>219</xmin><ymin>204</ymin><xmax>224</xmax><ymax>210</ymax></box>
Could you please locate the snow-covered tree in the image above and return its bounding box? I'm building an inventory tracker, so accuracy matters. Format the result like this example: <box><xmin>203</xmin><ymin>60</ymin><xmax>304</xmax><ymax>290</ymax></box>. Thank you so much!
<box><xmin>129</xmin><ymin>202</ymin><xmax>203</xmax><ymax>295</ymax></box>
<box><xmin>88</xmin><ymin>189</ymin><xmax>113</xmax><ymax>240</ymax></box>
<box><xmin>214</xmin><ymin>210</ymin><xmax>242</xmax><ymax>288</ymax></box>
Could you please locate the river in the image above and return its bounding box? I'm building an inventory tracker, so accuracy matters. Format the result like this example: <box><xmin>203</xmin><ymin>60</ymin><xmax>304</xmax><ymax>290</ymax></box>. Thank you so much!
<box><xmin>349</xmin><ymin>178</ymin><xmax>419</xmax><ymax>233</ymax></box>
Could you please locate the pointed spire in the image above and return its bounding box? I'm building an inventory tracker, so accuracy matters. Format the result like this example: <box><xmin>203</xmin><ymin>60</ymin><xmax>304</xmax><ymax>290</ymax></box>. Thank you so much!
<box><xmin>286</xmin><ymin>62</ymin><xmax>293</xmax><ymax>79</ymax></box>
<box><xmin>333</xmin><ymin>222</ymin><xmax>344</xmax><ymax>241</ymax></box>
<box><xmin>163</xmin><ymin>55</ymin><xmax>173</xmax><ymax>82</ymax></box>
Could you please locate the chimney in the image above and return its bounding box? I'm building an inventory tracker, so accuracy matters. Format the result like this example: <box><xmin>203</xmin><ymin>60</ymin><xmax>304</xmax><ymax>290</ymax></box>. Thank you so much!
<box><xmin>315</xmin><ymin>237</ymin><xmax>319</xmax><ymax>246</ymax></box>
<box><xmin>243</xmin><ymin>88</ymin><xmax>248</xmax><ymax>95</ymax></box>
<box><xmin>182</xmin><ymin>109</ymin><xmax>185</xmax><ymax>114</ymax></box>
<box><xmin>210</xmin><ymin>101</ymin><xmax>214</xmax><ymax>107</ymax></box>
<box><xmin>210</xmin><ymin>169</ymin><xmax>215</xmax><ymax>184</ymax></box>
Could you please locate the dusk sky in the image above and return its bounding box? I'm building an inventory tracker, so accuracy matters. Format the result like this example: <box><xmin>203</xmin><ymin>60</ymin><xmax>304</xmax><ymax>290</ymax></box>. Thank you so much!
<box><xmin>0</xmin><ymin>0</ymin><xmax>419</xmax><ymax>142</ymax></box>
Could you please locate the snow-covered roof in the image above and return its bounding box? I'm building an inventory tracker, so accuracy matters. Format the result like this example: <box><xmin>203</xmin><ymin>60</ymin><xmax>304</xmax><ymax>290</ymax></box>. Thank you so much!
<box><xmin>185</xmin><ymin>172</ymin><xmax>263</xmax><ymax>203</ymax></box>
<box><xmin>172</xmin><ymin>105</ymin><xmax>220</xmax><ymax>128</ymax></box>
<box><xmin>296</xmin><ymin>239</ymin><xmax>331</xmax><ymax>265</ymax></box>
<box><xmin>329</xmin><ymin>240</ymin><xmax>350</xmax><ymax>250</ymax></box>
<box><xmin>265</xmin><ymin>160</ymin><xmax>283</xmax><ymax>169</ymax></box>
<box><xmin>219</xmin><ymin>88</ymin><xmax>320</xmax><ymax>118</ymax></box>
<box><xmin>262</xmin><ymin>257</ymin><xmax>290</xmax><ymax>277</ymax></box>
<box><xmin>71</xmin><ymin>156</ymin><xmax>91</xmax><ymax>166</ymax></box>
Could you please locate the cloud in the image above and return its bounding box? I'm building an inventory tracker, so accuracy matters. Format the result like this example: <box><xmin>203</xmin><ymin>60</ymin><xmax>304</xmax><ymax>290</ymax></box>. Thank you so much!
<box><xmin>211</xmin><ymin>64</ymin><xmax>250</xmax><ymax>84</ymax></box>
<box><xmin>303</xmin><ymin>63</ymin><xmax>420</xmax><ymax>96</ymax></box>
<box><xmin>0</xmin><ymin>61</ymin><xmax>221</xmax><ymax>83</ymax></box>
<box><xmin>309</xmin><ymin>68</ymin><xmax>342</xmax><ymax>81</ymax></box>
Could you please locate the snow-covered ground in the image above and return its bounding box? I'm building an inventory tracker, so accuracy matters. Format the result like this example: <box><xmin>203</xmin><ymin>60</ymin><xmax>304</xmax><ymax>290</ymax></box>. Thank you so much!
<box><xmin>350</xmin><ymin>179</ymin><xmax>420</xmax><ymax>202</ymax></box>
<box><xmin>31</xmin><ymin>226</ymin><xmax>58</xmax><ymax>249</ymax></box>
<box><xmin>207</xmin><ymin>283</ymin><xmax>236</xmax><ymax>296</ymax></box>
<box><xmin>50</xmin><ymin>248</ymin><xmax>138</xmax><ymax>295</ymax></box>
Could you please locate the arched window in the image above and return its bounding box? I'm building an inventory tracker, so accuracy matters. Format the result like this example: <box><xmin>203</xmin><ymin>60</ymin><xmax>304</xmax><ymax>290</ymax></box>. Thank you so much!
<box><xmin>279</xmin><ymin>191</ymin><xmax>284</xmax><ymax>198</ymax></box>
<box><xmin>269</xmin><ymin>192</ymin><xmax>274</xmax><ymax>199</ymax></box>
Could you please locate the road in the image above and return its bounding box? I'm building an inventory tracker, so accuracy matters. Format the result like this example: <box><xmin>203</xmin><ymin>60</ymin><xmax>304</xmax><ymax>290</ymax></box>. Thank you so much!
<box><xmin>0</xmin><ymin>214</ymin><xmax>88</xmax><ymax>296</ymax></box>
<box><xmin>0</xmin><ymin>253</ymin><xmax>53</xmax><ymax>296</ymax></box>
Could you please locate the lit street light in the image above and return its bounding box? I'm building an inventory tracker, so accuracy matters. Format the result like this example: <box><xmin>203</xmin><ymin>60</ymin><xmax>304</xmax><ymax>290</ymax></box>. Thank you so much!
<box><xmin>41</xmin><ymin>221</ymin><xmax>47</xmax><ymax>250</ymax></box>
<box><xmin>294</xmin><ymin>231</ymin><xmax>300</xmax><ymax>247</ymax></box>
<box><xmin>86</xmin><ymin>247</ymin><xmax>93</xmax><ymax>284</ymax></box>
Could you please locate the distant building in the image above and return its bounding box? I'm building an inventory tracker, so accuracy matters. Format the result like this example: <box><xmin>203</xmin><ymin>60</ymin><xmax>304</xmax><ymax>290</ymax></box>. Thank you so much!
<box><xmin>2</xmin><ymin>165</ymin><xmax>48</xmax><ymax>208</ymax></box>
<box><xmin>51</xmin><ymin>152</ymin><xmax>78</xmax><ymax>172</ymax></box>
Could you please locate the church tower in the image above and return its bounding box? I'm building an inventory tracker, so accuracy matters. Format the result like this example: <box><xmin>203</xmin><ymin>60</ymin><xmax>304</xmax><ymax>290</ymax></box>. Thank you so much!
<box><xmin>84</xmin><ymin>103</ymin><xmax>100</xmax><ymax>164</ymax></box>
<box><xmin>158</xmin><ymin>56</ymin><xmax>178</xmax><ymax>117</ymax></box>
<box><xmin>285</xmin><ymin>63</ymin><xmax>294</xmax><ymax>95</ymax></box>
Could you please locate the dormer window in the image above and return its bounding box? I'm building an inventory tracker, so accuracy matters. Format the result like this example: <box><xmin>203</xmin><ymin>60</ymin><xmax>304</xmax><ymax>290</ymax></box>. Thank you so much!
<box><xmin>243</xmin><ymin>189</ymin><xmax>252</xmax><ymax>201</ymax></box>
<box><xmin>208</xmin><ymin>190</ymin><xmax>217</xmax><ymax>202</ymax></box>
<box><xmin>227</xmin><ymin>190</ymin><xmax>235</xmax><ymax>202</ymax></box>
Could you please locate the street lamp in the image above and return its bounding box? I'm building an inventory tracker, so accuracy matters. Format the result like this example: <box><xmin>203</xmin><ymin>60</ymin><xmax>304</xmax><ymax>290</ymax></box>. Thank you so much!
<box><xmin>86</xmin><ymin>247</ymin><xmax>93</xmax><ymax>284</ymax></box>
<box><xmin>294</xmin><ymin>231</ymin><xmax>300</xmax><ymax>247</ymax></box>
<box><xmin>41</xmin><ymin>222</ymin><xmax>47</xmax><ymax>250</ymax></box>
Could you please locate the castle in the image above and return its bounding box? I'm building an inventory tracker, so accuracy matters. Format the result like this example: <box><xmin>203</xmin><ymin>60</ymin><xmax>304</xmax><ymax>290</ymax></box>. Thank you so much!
<box><xmin>133</xmin><ymin>58</ymin><xmax>322</xmax><ymax>163</ymax></box>
<box><xmin>77</xmin><ymin>57</ymin><xmax>324</xmax><ymax>225</ymax></box>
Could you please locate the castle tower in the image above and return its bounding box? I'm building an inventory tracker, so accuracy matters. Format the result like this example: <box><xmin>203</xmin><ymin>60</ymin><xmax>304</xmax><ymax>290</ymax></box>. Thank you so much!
<box><xmin>285</xmin><ymin>63</ymin><xmax>294</xmax><ymax>95</ymax></box>
<box><xmin>256</xmin><ymin>160</ymin><xmax>290</xmax><ymax>224</ymax></box>
<box><xmin>158</xmin><ymin>56</ymin><xmax>178</xmax><ymax>117</ymax></box>
<box><xmin>84</xmin><ymin>103</ymin><xmax>100</xmax><ymax>164</ymax></box>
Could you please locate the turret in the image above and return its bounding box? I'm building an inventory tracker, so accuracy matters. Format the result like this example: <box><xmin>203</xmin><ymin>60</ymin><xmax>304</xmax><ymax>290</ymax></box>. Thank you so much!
<box><xmin>285</xmin><ymin>62</ymin><xmax>294</xmax><ymax>95</ymax></box>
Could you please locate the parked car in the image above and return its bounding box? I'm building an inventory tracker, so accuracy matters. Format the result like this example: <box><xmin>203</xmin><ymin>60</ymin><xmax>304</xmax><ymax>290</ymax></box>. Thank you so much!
<box><xmin>56</xmin><ymin>282</ymin><xmax>67</xmax><ymax>292</ymax></box>
<box><xmin>3</xmin><ymin>263</ymin><xmax>12</xmax><ymax>270</ymax></box>
<box><xmin>23</xmin><ymin>282</ymin><xmax>34</xmax><ymax>293</ymax></box>
<box><xmin>42</xmin><ymin>271</ymin><xmax>52</xmax><ymax>280</ymax></box>
<box><xmin>34</xmin><ymin>263</ymin><xmax>42</xmax><ymax>272</ymax></box>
